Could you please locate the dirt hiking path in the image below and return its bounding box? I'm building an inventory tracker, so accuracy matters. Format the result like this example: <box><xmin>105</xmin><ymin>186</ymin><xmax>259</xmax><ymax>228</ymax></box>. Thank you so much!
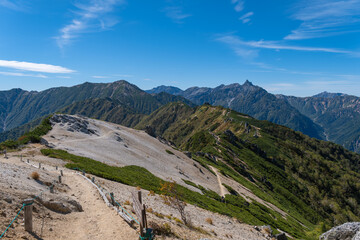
<box><xmin>43</xmin><ymin>171</ymin><xmax>138</xmax><ymax>240</ymax></box>
<box><xmin>210</xmin><ymin>166</ymin><xmax>226</xmax><ymax>197</ymax></box>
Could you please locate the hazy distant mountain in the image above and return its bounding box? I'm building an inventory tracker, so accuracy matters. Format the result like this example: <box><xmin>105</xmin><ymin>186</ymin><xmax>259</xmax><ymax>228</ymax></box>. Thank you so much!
<box><xmin>312</xmin><ymin>91</ymin><xmax>348</xmax><ymax>98</ymax></box>
<box><xmin>148</xmin><ymin>80</ymin><xmax>324</xmax><ymax>139</ymax></box>
<box><xmin>146</xmin><ymin>85</ymin><xmax>183</xmax><ymax>95</ymax></box>
<box><xmin>278</xmin><ymin>94</ymin><xmax>360</xmax><ymax>153</ymax></box>
<box><xmin>0</xmin><ymin>80</ymin><xmax>191</xmax><ymax>134</ymax></box>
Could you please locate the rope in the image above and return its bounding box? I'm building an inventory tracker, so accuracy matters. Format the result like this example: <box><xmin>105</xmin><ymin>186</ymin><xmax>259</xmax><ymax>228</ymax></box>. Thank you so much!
<box><xmin>0</xmin><ymin>203</ymin><xmax>26</xmax><ymax>239</ymax></box>
<box><xmin>0</xmin><ymin>183</ymin><xmax>54</xmax><ymax>239</ymax></box>
<box><xmin>105</xmin><ymin>191</ymin><xmax>140</xmax><ymax>225</ymax></box>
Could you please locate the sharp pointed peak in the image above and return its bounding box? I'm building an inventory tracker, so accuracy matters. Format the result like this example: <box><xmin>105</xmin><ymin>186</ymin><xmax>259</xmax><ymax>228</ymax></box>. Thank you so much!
<box><xmin>243</xmin><ymin>80</ymin><xmax>253</xmax><ymax>86</ymax></box>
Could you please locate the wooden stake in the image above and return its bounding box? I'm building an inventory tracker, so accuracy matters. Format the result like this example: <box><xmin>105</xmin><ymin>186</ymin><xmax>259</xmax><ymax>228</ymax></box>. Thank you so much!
<box><xmin>138</xmin><ymin>190</ymin><xmax>142</xmax><ymax>205</ymax></box>
<box><xmin>23</xmin><ymin>199</ymin><xmax>33</xmax><ymax>232</ymax></box>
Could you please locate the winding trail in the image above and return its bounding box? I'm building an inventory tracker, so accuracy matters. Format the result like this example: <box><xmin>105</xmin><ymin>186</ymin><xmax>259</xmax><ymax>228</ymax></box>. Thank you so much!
<box><xmin>45</xmin><ymin>172</ymin><xmax>138</xmax><ymax>240</ymax></box>
<box><xmin>210</xmin><ymin>166</ymin><xmax>226</xmax><ymax>197</ymax></box>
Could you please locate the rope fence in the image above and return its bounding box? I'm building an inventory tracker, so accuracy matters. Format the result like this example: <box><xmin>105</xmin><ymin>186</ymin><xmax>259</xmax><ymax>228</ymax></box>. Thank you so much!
<box><xmin>0</xmin><ymin>183</ymin><xmax>54</xmax><ymax>239</ymax></box>
<box><xmin>1</xmin><ymin>159</ymin><xmax>152</xmax><ymax>239</ymax></box>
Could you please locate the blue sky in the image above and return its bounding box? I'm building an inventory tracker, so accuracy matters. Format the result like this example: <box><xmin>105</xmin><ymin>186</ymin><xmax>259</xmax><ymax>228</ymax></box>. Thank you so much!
<box><xmin>0</xmin><ymin>0</ymin><xmax>359</xmax><ymax>96</ymax></box>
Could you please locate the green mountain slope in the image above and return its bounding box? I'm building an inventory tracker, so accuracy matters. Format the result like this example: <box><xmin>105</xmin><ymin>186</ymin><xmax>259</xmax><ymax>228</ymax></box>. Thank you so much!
<box><xmin>147</xmin><ymin>81</ymin><xmax>325</xmax><ymax>140</ymax></box>
<box><xmin>0</xmin><ymin>80</ymin><xmax>195</xmax><ymax>135</ymax></box>
<box><xmin>279</xmin><ymin>94</ymin><xmax>360</xmax><ymax>153</ymax></box>
<box><xmin>136</xmin><ymin>102</ymin><xmax>360</xmax><ymax>238</ymax></box>
<box><xmin>0</xmin><ymin>80</ymin><xmax>162</xmax><ymax>133</ymax></box>
<box><xmin>59</xmin><ymin>98</ymin><xmax>145</xmax><ymax>128</ymax></box>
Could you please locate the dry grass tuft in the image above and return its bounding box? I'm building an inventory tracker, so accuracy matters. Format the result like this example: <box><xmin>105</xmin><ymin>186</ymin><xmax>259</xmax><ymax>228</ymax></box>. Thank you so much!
<box><xmin>149</xmin><ymin>221</ymin><xmax>173</xmax><ymax>236</ymax></box>
<box><xmin>31</xmin><ymin>172</ymin><xmax>40</xmax><ymax>180</ymax></box>
<box><xmin>205</xmin><ymin>217</ymin><xmax>213</xmax><ymax>225</ymax></box>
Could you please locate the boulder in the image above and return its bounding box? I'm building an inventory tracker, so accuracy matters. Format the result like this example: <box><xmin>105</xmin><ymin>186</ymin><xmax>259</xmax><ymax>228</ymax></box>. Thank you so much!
<box><xmin>39</xmin><ymin>198</ymin><xmax>83</xmax><ymax>214</ymax></box>
<box><xmin>320</xmin><ymin>222</ymin><xmax>360</xmax><ymax>240</ymax></box>
<box><xmin>353</xmin><ymin>232</ymin><xmax>360</xmax><ymax>240</ymax></box>
<box><xmin>275</xmin><ymin>233</ymin><xmax>287</xmax><ymax>240</ymax></box>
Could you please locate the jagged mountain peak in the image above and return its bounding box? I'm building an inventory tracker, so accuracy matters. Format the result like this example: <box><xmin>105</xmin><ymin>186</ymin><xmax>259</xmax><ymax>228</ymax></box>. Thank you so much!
<box><xmin>243</xmin><ymin>79</ymin><xmax>253</xmax><ymax>86</ymax></box>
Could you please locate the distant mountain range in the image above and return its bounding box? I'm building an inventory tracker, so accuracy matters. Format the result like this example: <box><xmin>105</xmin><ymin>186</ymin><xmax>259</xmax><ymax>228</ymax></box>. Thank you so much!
<box><xmin>0</xmin><ymin>80</ymin><xmax>192</xmax><ymax>140</ymax></box>
<box><xmin>146</xmin><ymin>81</ymin><xmax>360</xmax><ymax>153</ymax></box>
<box><xmin>1</xmin><ymin>79</ymin><xmax>359</xmax><ymax>153</ymax></box>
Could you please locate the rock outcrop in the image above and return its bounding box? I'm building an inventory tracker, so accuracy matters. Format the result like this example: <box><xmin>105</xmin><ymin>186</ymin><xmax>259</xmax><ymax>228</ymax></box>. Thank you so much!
<box><xmin>51</xmin><ymin>114</ymin><xmax>98</xmax><ymax>136</ymax></box>
<box><xmin>320</xmin><ymin>222</ymin><xmax>360</xmax><ymax>240</ymax></box>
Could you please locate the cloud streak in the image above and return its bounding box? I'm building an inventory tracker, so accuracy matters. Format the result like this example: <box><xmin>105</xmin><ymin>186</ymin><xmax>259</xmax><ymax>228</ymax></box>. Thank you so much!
<box><xmin>163</xmin><ymin>6</ymin><xmax>191</xmax><ymax>23</ymax></box>
<box><xmin>239</xmin><ymin>11</ymin><xmax>253</xmax><ymax>23</ymax></box>
<box><xmin>0</xmin><ymin>71</ymin><xmax>48</xmax><ymax>78</ymax></box>
<box><xmin>0</xmin><ymin>0</ymin><xmax>27</xmax><ymax>11</ymax></box>
<box><xmin>0</xmin><ymin>60</ymin><xmax>75</xmax><ymax>73</ymax></box>
<box><xmin>285</xmin><ymin>0</ymin><xmax>360</xmax><ymax>40</ymax></box>
<box><xmin>56</xmin><ymin>0</ymin><xmax>124</xmax><ymax>48</ymax></box>
<box><xmin>216</xmin><ymin>35</ymin><xmax>353</xmax><ymax>57</ymax></box>
<box><xmin>231</xmin><ymin>0</ymin><xmax>244</xmax><ymax>12</ymax></box>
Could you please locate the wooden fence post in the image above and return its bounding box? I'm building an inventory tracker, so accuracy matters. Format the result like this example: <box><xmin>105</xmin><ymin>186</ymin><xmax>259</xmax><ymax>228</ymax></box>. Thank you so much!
<box><xmin>132</xmin><ymin>190</ymin><xmax>148</xmax><ymax>238</ymax></box>
<box><xmin>23</xmin><ymin>199</ymin><xmax>33</xmax><ymax>232</ymax></box>
<box><xmin>138</xmin><ymin>190</ymin><xmax>142</xmax><ymax>205</ymax></box>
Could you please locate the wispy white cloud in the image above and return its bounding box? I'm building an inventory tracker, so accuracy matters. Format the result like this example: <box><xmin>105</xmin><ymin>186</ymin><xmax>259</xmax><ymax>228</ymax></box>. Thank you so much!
<box><xmin>239</xmin><ymin>11</ymin><xmax>253</xmax><ymax>23</ymax></box>
<box><xmin>92</xmin><ymin>75</ymin><xmax>109</xmax><ymax>78</ymax></box>
<box><xmin>0</xmin><ymin>0</ymin><xmax>27</xmax><ymax>11</ymax></box>
<box><xmin>56</xmin><ymin>0</ymin><xmax>124</xmax><ymax>48</ymax></box>
<box><xmin>57</xmin><ymin>76</ymin><xmax>71</xmax><ymax>79</ymax></box>
<box><xmin>285</xmin><ymin>0</ymin><xmax>360</xmax><ymax>40</ymax></box>
<box><xmin>216</xmin><ymin>35</ymin><xmax>353</xmax><ymax>56</ymax></box>
<box><xmin>0</xmin><ymin>60</ymin><xmax>75</xmax><ymax>73</ymax></box>
<box><xmin>0</xmin><ymin>71</ymin><xmax>48</xmax><ymax>78</ymax></box>
<box><xmin>164</xmin><ymin>6</ymin><xmax>191</xmax><ymax>23</ymax></box>
<box><xmin>231</xmin><ymin>0</ymin><xmax>244</xmax><ymax>12</ymax></box>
